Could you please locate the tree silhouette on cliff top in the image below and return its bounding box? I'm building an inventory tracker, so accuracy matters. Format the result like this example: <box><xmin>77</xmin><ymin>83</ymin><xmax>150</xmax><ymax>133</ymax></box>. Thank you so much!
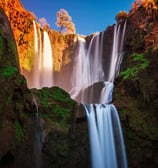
<box><xmin>56</xmin><ymin>8</ymin><xmax>76</xmax><ymax>34</ymax></box>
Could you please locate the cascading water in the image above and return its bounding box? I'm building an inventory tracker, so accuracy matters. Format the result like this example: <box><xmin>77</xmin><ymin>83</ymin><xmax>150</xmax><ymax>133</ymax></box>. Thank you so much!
<box><xmin>22</xmin><ymin>20</ymin><xmax>127</xmax><ymax>168</ymax></box>
<box><xmin>70</xmin><ymin>36</ymin><xmax>88</xmax><ymax>99</ymax></box>
<box><xmin>40</xmin><ymin>31</ymin><xmax>53</xmax><ymax>88</ymax></box>
<box><xmin>32</xmin><ymin>96</ymin><xmax>43</xmax><ymax>168</ymax></box>
<box><xmin>83</xmin><ymin>22</ymin><xmax>127</xmax><ymax>168</ymax></box>
<box><xmin>84</xmin><ymin>103</ymin><xmax>127</xmax><ymax>168</ymax></box>
<box><xmin>70</xmin><ymin>32</ymin><xmax>105</xmax><ymax>103</ymax></box>
<box><xmin>100</xmin><ymin>82</ymin><xmax>114</xmax><ymax>104</ymax></box>
<box><xmin>32</xmin><ymin>20</ymin><xmax>40</xmax><ymax>88</ymax></box>
<box><xmin>23</xmin><ymin>21</ymin><xmax>53</xmax><ymax>89</ymax></box>
<box><xmin>108</xmin><ymin>22</ymin><xmax>127</xmax><ymax>82</ymax></box>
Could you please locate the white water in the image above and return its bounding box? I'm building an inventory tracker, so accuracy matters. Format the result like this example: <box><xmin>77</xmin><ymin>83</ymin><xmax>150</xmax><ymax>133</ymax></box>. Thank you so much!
<box><xmin>84</xmin><ymin>23</ymin><xmax>127</xmax><ymax>168</ymax></box>
<box><xmin>33</xmin><ymin>100</ymin><xmax>42</xmax><ymax>168</ymax></box>
<box><xmin>100</xmin><ymin>82</ymin><xmax>114</xmax><ymax>104</ymax></box>
<box><xmin>25</xmin><ymin>21</ymin><xmax>53</xmax><ymax>89</ymax></box>
<box><xmin>70</xmin><ymin>32</ymin><xmax>105</xmax><ymax>102</ymax></box>
<box><xmin>84</xmin><ymin>104</ymin><xmax>127</xmax><ymax>168</ymax></box>
<box><xmin>23</xmin><ymin>21</ymin><xmax>127</xmax><ymax>168</ymax></box>
<box><xmin>32</xmin><ymin>20</ymin><xmax>40</xmax><ymax>88</ymax></box>
<box><xmin>70</xmin><ymin>36</ymin><xmax>89</xmax><ymax>98</ymax></box>
<box><xmin>108</xmin><ymin>23</ymin><xmax>127</xmax><ymax>82</ymax></box>
<box><xmin>40</xmin><ymin>31</ymin><xmax>53</xmax><ymax>88</ymax></box>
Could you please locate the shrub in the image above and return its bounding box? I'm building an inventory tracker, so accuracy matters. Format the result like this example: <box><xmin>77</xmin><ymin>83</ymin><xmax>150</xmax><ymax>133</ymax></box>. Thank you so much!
<box><xmin>1</xmin><ymin>65</ymin><xmax>17</xmax><ymax>77</ymax></box>
<box><xmin>120</xmin><ymin>53</ymin><xmax>149</xmax><ymax>80</ymax></box>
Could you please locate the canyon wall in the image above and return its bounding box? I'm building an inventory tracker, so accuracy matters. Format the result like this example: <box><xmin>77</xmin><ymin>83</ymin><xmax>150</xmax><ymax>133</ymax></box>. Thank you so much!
<box><xmin>0</xmin><ymin>0</ymin><xmax>158</xmax><ymax>167</ymax></box>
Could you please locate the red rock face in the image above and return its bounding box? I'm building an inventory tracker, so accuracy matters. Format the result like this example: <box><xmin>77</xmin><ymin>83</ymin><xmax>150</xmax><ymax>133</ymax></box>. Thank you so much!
<box><xmin>126</xmin><ymin>5</ymin><xmax>158</xmax><ymax>52</ymax></box>
<box><xmin>0</xmin><ymin>0</ymin><xmax>35</xmax><ymax>70</ymax></box>
<box><xmin>0</xmin><ymin>0</ymin><xmax>78</xmax><ymax>73</ymax></box>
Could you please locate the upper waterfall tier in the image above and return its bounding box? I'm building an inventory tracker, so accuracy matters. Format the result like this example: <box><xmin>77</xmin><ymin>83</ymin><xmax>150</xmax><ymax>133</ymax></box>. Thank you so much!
<box><xmin>70</xmin><ymin>32</ymin><xmax>105</xmax><ymax>102</ymax></box>
<box><xmin>22</xmin><ymin>20</ymin><xmax>126</xmax><ymax>104</ymax></box>
<box><xmin>22</xmin><ymin>21</ymin><xmax>53</xmax><ymax>89</ymax></box>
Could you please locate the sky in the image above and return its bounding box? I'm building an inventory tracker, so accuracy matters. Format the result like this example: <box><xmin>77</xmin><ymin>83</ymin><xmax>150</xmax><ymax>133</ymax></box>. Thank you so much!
<box><xmin>21</xmin><ymin>0</ymin><xmax>134</xmax><ymax>35</ymax></box>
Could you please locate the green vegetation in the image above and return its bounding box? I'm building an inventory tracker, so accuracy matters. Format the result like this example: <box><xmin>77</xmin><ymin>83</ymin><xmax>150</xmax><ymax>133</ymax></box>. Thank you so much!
<box><xmin>23</xmin><ymin>39</ymin><xmax>34</xmax><ymax>71</ymax></box>
<box><xmin>115</xmin><ymin>11</ymin><xmax>128</xmax><ymax>22</ymax></box>
<box><xmin>8</xmin><ymin>40</ymin><xmax>17</xmax><ymax>56</ymax></box>
<box><xmin>37</xmin><ymin>87</ymin><xmax>75</xmax><ymax>107</ymax></box>
<box><xmin>120</xmin><ymin>53</ymin><xmax>149</xmax><ymax>80</ymax></box>
<box><xmin>1</xmin><ymin>65</ymin><xmax>17</xmax><ymax>77</ymax></box>
<box><xmin>14</xmin><ymin>120</ymin><xmax>27</xmax><ymax>142</ymax></box>
<box><xmin>0</xmin><ymin>26</ymin><xmax>18</xmax><ymax>67</ymax></box>
<box><xmin>32</xmin><ymin>87</ymin><xmax>76</xmax><ymax>131</ymax></box>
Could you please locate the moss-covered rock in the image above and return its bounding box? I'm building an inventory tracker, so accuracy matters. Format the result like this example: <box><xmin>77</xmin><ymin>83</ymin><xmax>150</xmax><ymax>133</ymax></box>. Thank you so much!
<box><xmin>31</xmin><ymin>87</ymin><xmax>90</xmax><ymax>168</ymax></box>
<box><xmin>32</xmin><ymin>86</ymin><xmax>77</xmax><ymax>132</ymax></box>
<box><xmin>0</xmin><ymin>6</ymin><xmax>83</xmax><ymax>168</ymax></box>
<box><xmin>0</xmin><ymin>9</ymin><xmax>19</xmax><ymax>69</ymax></box>
<box><xmin>42</xmin><ymin>120</ymin><xmax>90</xmax><ymax>168</ymax></box>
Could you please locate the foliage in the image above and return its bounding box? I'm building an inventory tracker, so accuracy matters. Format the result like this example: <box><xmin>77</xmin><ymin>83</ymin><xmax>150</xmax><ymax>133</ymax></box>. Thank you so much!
<box><xmin>39</xmin><ymin>17</ymin><xmax>50</xmax><ymax>29</ymax></box>
<box><xmin>22</xmin><ymin>39</ymin><xmax>34</xmax><ymax>71</ymax></box>
<box><xmin>120</xmin><ymin>53</ymin><xmax>149</xmax><ymax>80</ymax></box>
<box><xmin>115</xmin><ymin>11</ymin><xmax>128</xmax><ymax>22</ymax></box>
<box><xmin>132</xmin><ymin>0</ymin><xmax>158</xmax><ymax>11</ymax></box>
<box><xmin>1</xmin><ymin>65</ymin><xmax>17</xmax><ymax>77</ymax></box>
<box><xmin>51</xmin><ymin>32</ymin><xmax>66</xmax><ymax>71</ymax></box>
<box><xmin>56</xmin><ymin>8</ymin><xmax>76</xmax><ymax>34</ymax></box>
<box><xmin>8</xmin><ymin>40</ymin><xmax>17</xmax><ymax>58</ymax></box>
<box><xmin>15</xmin><ymin>120</ymin><xmax>27</xmax><ymax>142</ymax></box>
<box><xmin>32</xmin><ymin>87</ymin><xmax>76</xmax><ymax>131</ymax></box>
<box><xmin>37</xmin><ymin>87</ymin><xmax>75</xmax><ymax>109</ymax></box>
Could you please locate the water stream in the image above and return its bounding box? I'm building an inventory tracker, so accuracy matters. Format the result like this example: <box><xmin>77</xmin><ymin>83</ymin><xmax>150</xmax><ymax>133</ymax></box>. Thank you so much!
<box><xmin>84</xmin><ymin>23</ymin><xmax>127</xmax><ymax>168</ymax></box>
<box><xmin>32</xmin><ymin>96</ymin><xmax>42</xmax><ymax>168</ymax></box>
<box><xmin>70</xmin><ymin>32</ymin><xmax>105</xmax><ymax>103</ymax></box>
<box><xmin>23</xmin><ymin>21</ymin><xmax>53</xmax><ymax>89</ymax></box>
<box><xmin>23</xmin><ymin>21</ymin><xmax>127</xmax><ymax>168</ymax></box>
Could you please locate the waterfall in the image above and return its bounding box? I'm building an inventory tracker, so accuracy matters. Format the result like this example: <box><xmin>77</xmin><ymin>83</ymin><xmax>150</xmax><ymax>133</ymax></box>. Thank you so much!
<box><xmin>84</xmin><ymin>81</ymin><xmax>127</xmax><ymax>168</ymax></box>
<box><xmin>86</xmin><ymin>32</ymin><xmax>105</xmax><ymax>85</ymax></box>
<box><xmin>32</xmin><ymin>20</ymin><xmax>40</xmax><ymax>88</ymax></box>
<box><xmin>70</xmin><ymin>32</ymin><xmax>105</xmax><ymax>102</ymax></box>
<box><xmin>32</xmin><ymin>96</ymin><xmax>42</xmax><ymax>168</ymax></box>
<box><xmin>32</xmin><ymin>96</ymin><xmax>39</xmax><ymax>117</ymax></box>
<box><xmin>22</xmin><ymin>20</ymin><xmax>127</xmax><ymax>168</ymax></box>
<box><xmin>83</xmin><ymin>22</ymin><xmax>127</xmax><ymax>168</ymax></box>
<box><xmin>108</xmin><ymin>22</ymin><xmax>127</xmax><ymax>82</ymax></box>
<box><xmin>25</xmin><ymin>21</ymin><xmax>53</xmax><ymax>89</ymax></box>
<box><xmin>100</xmin><ymin>82</ymin><xmax>114</xmax><ymax>104</ymax></box>
<box><xmin>40</xmin><ymin>31</ymin><xmax>53</xmax><ymax>88</ymax></box>
<box><xmin>70</xmin><ymin>36</ymin><xmax>89</xmax><ymax>99</ymax></box>
<box><xmin>84</xmin><ymin>104</ymin><xmax>127</xmax><ymax>168</ymax></box>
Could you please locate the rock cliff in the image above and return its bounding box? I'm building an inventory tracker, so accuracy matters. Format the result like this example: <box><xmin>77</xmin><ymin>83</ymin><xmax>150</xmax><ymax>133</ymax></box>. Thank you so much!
<box><xmin>0</xmin><ymin>0</ymin><xmax>78</xmax><ymax>73</ymax></box>
<box><xmin>0</xmin><ymin>7</ymin><xmax>82</xmax><ymax>168</ymax></box>
<box><xmin>1</xmin><ymin>0</ymin><xmax>158</xmax><ymax>168</ymax></box>
<box><xmin>114</xmin><ymin>3</ymin><xmax>158</xmax><ymax>168</ymax></box>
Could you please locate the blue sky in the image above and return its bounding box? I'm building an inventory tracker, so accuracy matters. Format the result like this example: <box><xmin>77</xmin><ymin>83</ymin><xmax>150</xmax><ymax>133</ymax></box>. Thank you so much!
<box><xmin>21</xmin><ymin>0</ymin><xmax>134</xmax><ymax>35</ymax></box>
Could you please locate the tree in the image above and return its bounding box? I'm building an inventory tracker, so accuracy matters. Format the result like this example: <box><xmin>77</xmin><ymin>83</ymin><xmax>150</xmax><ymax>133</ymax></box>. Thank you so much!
<box><xmin>39</xmin><ymin>17</ymin><xmax>50</xmax><ymax>29</ymax></box>
<box><xmin>56</xmin><ymin>8</ymin><xmax>76</xmax><ymax>34</ymax></box>
<box><xmin>115</xmin><ymin>11</ymin><xmax>128</xmax><ymax>23</ymax></box>
<box><xmin>132</xmin><ymin>0</ymin><xmax>157</xmax><ymax>10</ymax></box>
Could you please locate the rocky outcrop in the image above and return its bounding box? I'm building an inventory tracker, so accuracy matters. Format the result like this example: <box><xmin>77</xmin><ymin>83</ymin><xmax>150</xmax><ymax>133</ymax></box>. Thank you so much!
<box><xmin>1</xmin><ymin>0</ymin><xmax>158</xmax><ymax>168</ymax></box>
<box><xmin>0</xmin><ymin>7</ymin><xmax>85</xmax><ymax>168</ymax></box>
<box><xmin>125</xmin><ymin>5</ymin><xmax>158</xmax><ymax>53</ymax></box>
<box><xmin>0</xmin><ymin>0</ymin><xmax>35</xmax><ymax>71</ymax></box>
<box><xmin>0</xmin><ymin>0</ymin><xmax>78</xmax><ymax>73</ymax></box>
<box><xmin>114</xmin><ymin>4</ymin><xmax>158</xmax><ymax>168</ymax></box>
<box><xmin>0</xmin><ymin>7</ymin><xmax>36</xmax><ymax>168</ymax></box>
